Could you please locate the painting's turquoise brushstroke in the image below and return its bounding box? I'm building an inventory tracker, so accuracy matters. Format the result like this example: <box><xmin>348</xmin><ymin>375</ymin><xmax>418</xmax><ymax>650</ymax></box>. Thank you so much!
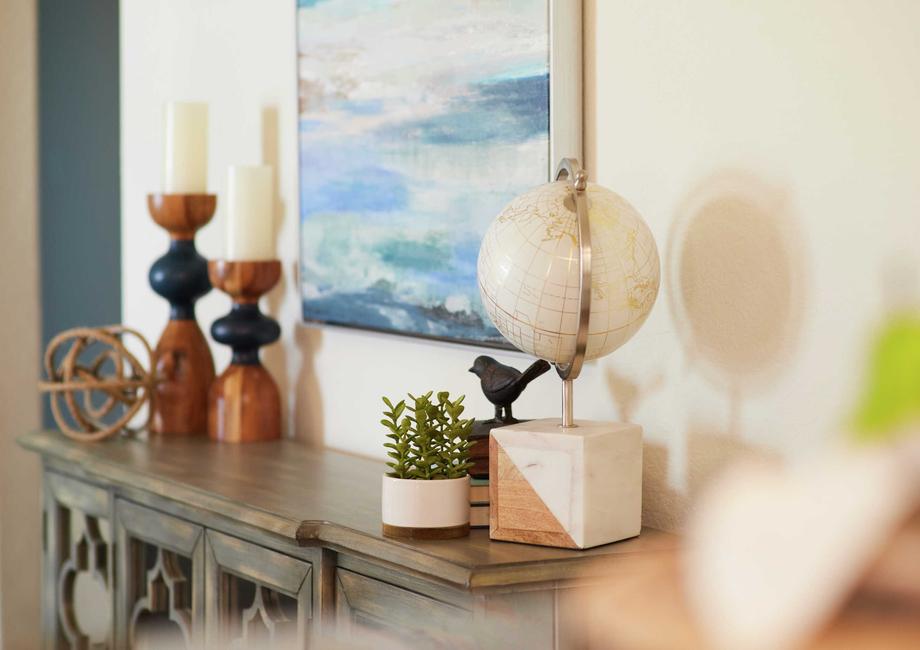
<box><xmin>374</xmin><ymin>235</ymin><xmax>451</xmax><ymax>272</ymax></box>
<box><xmin>395</xmin><ymin>75</ymin><xmax>549</xmax><ymax>145</ymax></box>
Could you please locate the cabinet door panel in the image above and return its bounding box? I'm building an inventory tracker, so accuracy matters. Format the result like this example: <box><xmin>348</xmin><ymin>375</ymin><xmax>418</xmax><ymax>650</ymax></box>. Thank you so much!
<box><xmin>44</xmin><ymin>472</ymin><xmax>114</xmax><ymax>650</ymax></box>
<box><xmin>204</xmin><ymin>530</ymin><xmax>312</xmax><ymax>648</ymax></box>
<box><xmin>335</xmin><ymin>568</ymin><xmax>472</xmax><ymax>648</ymax></box>
<box><xmin>115</xmin><ymin>499</ymin><xmax>205</xmax><ymax>649</ymax></box>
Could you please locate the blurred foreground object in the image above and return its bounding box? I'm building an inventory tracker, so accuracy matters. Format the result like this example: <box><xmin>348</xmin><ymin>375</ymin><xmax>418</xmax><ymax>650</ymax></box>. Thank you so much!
<box><xmin>558</xmin><ymin>439</ymin><xmax>920</xmax><ymax>648</ymax></box>
<box><xmin>685</xmin><ymin>441</ymin><xmax>920</xmax><ymax>649</ymax></box>
<box><xmin>853</xmin><ymin>312</ymin><xmax>920</xmax><ymax>441</ymax></box>
<box><xmin>38</xmin><ymin>325</ymin><xmax>155</xmax><ymax>441</ymax></box>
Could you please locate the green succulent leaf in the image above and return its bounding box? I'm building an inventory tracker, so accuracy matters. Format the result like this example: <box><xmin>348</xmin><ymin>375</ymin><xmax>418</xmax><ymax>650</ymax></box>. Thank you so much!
<box><xmin>380</xmin><ymin>389</ymin><xmax>477</xmax><ymax>480</ymax></box>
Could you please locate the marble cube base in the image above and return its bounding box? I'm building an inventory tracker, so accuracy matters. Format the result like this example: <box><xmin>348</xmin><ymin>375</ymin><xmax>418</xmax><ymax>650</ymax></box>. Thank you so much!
<box><xmin>489</xmin><ymin>419</ymin><xmax>642</xmax><ymax>549</ymax></box>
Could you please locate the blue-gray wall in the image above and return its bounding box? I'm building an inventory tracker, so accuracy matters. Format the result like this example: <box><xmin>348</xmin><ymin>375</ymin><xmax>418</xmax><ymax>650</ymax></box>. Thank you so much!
<box><xmin>39</xmin><ymin>0</ymin><xmax>121</xmax><ymax>425</ymax></box>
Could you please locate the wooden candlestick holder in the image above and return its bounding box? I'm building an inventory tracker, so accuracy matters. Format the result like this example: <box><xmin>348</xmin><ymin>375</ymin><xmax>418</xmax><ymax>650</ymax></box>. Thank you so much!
<box><xmin>148</xmin><ymin>193</ymin><xmax>217</xmax><ymax>436</ymax></box>
<box><xmin>207</xmin><ymin>260</ymin><xmax>282</xmax><ymax>443</ymax></box>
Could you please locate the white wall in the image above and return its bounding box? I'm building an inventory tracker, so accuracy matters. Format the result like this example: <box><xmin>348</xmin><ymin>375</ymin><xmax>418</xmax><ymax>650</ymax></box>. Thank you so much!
<box><xmin>121</xmin><ymin>0</ymin><xmax>920</xmax><ymax>530</ymax></box>
<box><xmin>0</xmin><ymin>0</ymin><xmax>41</xmax><ymax>644</ymax></box>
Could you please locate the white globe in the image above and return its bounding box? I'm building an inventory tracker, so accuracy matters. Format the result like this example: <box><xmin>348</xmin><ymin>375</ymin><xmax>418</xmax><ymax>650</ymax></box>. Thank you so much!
<box><xmin>478</xmin><ymin>180</ymin><xmax>660</xmax><ymax>365</ymax></box>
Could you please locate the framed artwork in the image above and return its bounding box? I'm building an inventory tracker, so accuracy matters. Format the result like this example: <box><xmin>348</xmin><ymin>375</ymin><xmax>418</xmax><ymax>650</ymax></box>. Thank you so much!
<box><xmin>297</xmin><ymin>0</ymin><xmax>582</xmax><ymax>347</ymax></box>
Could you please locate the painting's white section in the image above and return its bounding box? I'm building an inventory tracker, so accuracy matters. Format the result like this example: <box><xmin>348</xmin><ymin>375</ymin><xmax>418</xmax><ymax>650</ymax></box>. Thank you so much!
<box><xmin>298</xmin><ymin>0</ymin><xmax>547</xmax><ymax>99</ymax></box>
<box><xmin>122</xmin><ymin>1</ymin><xmax>920</xmax><ymax>531</ymax></box>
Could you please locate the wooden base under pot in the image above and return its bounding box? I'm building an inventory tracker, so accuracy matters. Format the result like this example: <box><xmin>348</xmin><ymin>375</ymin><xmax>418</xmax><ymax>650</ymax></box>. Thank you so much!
<box><xmin>381</xmin><ymin>523</ymin><xmax>470</xmax><ymax>540</ymax></box>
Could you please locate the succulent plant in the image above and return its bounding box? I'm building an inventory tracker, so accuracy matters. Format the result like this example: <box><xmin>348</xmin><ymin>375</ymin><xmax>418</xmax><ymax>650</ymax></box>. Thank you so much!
<box><xmin>381</xmin><ymin>391</ymin><xmax>475</xmax><ymax>479</ymax></box>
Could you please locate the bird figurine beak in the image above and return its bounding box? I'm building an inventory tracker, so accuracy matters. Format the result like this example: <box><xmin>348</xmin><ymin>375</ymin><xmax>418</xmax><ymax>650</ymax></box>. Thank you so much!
<box><xmin>468</xmin><ymin>367</ymin><xmax>475</xmax><ymax>374</ymax></box>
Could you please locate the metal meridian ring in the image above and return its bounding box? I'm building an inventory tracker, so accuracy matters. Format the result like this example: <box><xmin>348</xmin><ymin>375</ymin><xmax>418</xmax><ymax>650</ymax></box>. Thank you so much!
<box><xmin>553</xmin><ymin>158</ymin><xmax>591</xmax><ymax>383</ymax></box>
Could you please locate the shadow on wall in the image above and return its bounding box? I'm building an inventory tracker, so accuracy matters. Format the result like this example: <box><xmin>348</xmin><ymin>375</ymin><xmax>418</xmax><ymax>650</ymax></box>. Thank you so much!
<box><xmin>625</xmin><ymin>170</ymin><xmax>806</xmax><ymax>529</ymax></box>
<box><xmin>258</xmin><ymin>104</ymin><xmax>327</xmax><ymax>446</ymax></box>
<box><xmin>294</xmin><ymin>325</ymin><xmax>325</xmax><ymax>447</ymax></box>
<box><xmin>259</xmin><ymin>105</ymin><xmax>292</xmax><ymax>435</ymax></box>
<box><xmin>670</xmin><ymin>169</ymin><xmax>805</xmax><ymax>485</ymax></box>
<box><xmin>669</xmin><ymin>170</ymin><xmax>805</xmax><ymax>398</ymax></box>
<box><xmin>642</xmin><ymin>442</ymin><xmax>688</xmax><ymax>532</ymax></box>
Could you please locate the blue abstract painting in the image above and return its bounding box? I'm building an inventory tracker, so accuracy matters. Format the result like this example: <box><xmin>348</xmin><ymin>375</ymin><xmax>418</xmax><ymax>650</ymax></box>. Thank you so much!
<box><xmin>297</xmin><ymin>0</ymin><xmax>550</xmax><ymax>346</ymax></box>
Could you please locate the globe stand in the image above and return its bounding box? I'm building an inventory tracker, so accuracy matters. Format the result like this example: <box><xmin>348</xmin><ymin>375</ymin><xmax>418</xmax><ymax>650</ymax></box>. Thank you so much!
<box><xmin>487</xmin><ymin>158</ymin><xmax>644</xmax><ymax>549</ymax></box>
<box><xmin>553</xmin><ymin>158</ymin><xmax>592</xmax><ymax>428</ymax></box>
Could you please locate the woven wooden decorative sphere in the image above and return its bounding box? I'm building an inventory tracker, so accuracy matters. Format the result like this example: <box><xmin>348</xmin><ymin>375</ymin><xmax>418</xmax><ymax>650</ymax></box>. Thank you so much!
<box><xmin>38</xmin><ymin>325</ymin><xmax>155</xmax><ymax>442</ymax></box>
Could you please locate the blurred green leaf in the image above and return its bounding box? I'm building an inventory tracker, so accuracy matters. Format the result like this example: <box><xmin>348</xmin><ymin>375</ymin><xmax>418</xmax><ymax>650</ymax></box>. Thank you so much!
<box><xmin>852</xmin><ymin>312</ymin><xmax>920</xmax><ymax>441</ymax></box>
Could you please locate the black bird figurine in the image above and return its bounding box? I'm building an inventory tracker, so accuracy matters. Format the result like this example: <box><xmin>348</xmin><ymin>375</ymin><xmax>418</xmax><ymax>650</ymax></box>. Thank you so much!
<box><xmin>469</xmin><ymin>355</ymin><xmax>551</xmax><ymax>423</ymax></box>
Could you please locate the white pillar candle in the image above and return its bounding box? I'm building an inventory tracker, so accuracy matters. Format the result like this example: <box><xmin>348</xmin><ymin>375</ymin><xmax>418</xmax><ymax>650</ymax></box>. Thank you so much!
<box><xmin>163</xmin><ymin>102</ymin><xmax>208</xmax><ymax>193</ymax></box>
<box><xmin>227</xmin><ymin>165</ymin><xmax>275</xmax><ymax>260</ymax></box>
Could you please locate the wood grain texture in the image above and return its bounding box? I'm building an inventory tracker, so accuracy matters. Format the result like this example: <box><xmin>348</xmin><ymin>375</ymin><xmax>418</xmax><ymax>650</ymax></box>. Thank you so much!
<box><xmin>114</xmin><ymin>498</ymin><xmax>206</xmax><ymax>648</ymax></box>
<box><xmin>43</xmin><ymin>471</ymin><xmax>116</xmax><ymax>649</ymax></box>
<box><xmin>489</xmin><ymin>440</ymin><xmax>578</xmax><ymax>549</ymax></box>
<box><xmin>40</xmin><ymin>325</ymin><xmax>155</xmax><ymax>441</ymax></box>
<box><xmin>20</xmin><ymin>431</ymin><xmax>676</xmax><ymax>591</ymax></box>
<box><xmin>205</xmin><ymin>529</ymin><xmax>311</xmax><ymax>648</ymax></box>
<box><xmin>208</xmin><ymin>260</ymin><xmax>281</xmax><ymax>304</ymax></box>
<box><xmin>468</xmin><ymin>432</ymin><xmax>490</xmax><ymax>480</ymax></box>
<box><xmin>207</xmin><ymin>259</ymin><xmax>282</xmax><ymax>443</ymax></box>
<box><xmin>382</xmin><ymin>523</ymin><xmax>470</xmax><ymax>541</ymax></box>
<box><xmin>335</xmin><ymin>568</ymin><xmax>470</xmax><ymax>646</ymax></box>
<box><xmin>46</xmin><ymin>471</ymin><xmax>109</xmax><ymax>518</ymax></box>
<box><xmin>147</xmin><ymin>193</ymin><xmax>216</xmax><ymax>240</ymax></box>
<box><xmin>208</xmin><ymin>363</ymin><xmax>280</xmax><ymax>443</ymax></box>
<box><xmin>206</xmin><ymin>530</ymin><xmax>311</xmax><ymax>596</ymax></box>
<box><xmin>152</xmin><ymin>319</ymin><xmax>215</xmax><ymax>436</ymax></box>
<box><xmin>148</xmin><ymin>195</ymin><xmax>216</xmax><ymax>438</ymax></box>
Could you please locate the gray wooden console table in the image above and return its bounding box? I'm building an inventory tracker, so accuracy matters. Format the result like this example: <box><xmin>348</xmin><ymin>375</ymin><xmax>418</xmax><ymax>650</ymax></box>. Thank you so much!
<box><xmin>20</xmin><ymin>430</ymin><xmax>674</xmax><ymax>649</ymax></box>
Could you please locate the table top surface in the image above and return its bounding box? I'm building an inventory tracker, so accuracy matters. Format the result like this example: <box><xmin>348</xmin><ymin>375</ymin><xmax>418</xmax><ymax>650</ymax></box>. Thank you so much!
<box><xmin>20</xmin><ymin>429</ymin><xmax>676</xmax><ymax>589</ymax></box>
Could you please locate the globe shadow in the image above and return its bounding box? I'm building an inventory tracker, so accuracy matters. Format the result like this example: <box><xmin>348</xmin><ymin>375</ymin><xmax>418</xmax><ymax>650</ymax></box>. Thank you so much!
<box><xmin>667</xmin><ymin>169</ymin><xmax>807</xmax><ymax>496</ymax></box>
<box><xmin>668</xmin><ymin>170</ymin><xmax>806</xmax><ymax>395</ymax></box>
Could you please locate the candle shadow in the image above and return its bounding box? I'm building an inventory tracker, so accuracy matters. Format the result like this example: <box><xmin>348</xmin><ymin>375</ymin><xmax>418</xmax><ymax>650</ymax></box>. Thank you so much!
<box><xmin>259</xmin><ymin>105</ymin><xmax>291</xmax><ymax>435</ymax></box>
<box><xmin>293</xmin><ymin>324</ymin><xmax>326</xmax><ymax>447</ymax></box>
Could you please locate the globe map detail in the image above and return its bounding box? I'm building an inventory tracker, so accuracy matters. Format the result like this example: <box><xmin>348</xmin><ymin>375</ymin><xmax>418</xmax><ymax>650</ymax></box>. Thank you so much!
<box><xmin>478</xmin><ymin>181</ymin><xmax>660</xmax><ymax>365</ymax></box>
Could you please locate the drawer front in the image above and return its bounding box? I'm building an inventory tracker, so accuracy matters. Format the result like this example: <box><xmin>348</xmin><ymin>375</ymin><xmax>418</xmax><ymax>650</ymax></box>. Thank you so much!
<box><xmin>114</xmin><ymin>499</ymin><xmax>205</xmax><ymax>649</ymax></box>
<box><xmin>204</xmin><ymin>529</ymin><xmax>312</xmax><ymax>648</ymax></box>
<box><xmin>334</xmin><ymin>568</ymin><xmax>472</xmax><ymax>648</ymax></box>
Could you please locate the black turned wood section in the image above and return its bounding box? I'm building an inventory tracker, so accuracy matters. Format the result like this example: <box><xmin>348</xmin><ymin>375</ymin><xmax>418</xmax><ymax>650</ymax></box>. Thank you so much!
<box><xmin>149</xmin><ymin>239</ymin><xmax>211</xmax><ymax>320</ymax></box>
<box><xmin>211</xmin><ymin>303</ymin><xmax>280</xmax><ymax>366</ymax></box>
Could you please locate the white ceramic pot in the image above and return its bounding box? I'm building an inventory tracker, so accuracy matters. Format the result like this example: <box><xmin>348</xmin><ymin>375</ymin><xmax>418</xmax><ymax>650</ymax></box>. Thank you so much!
<box><xmin>381</xmin><ymin>474</ymin><xmax>470</xmax><ymax>539</ymax></box>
